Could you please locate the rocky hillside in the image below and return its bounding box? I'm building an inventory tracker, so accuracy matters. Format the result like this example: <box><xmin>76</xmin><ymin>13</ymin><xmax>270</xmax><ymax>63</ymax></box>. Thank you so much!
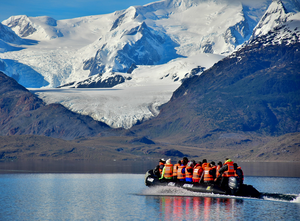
<box><xmin>0</xmin><ymin>71</ymin><xmax>116</xmax><ymax>139</ymax></box>
<box><xmin>129</xmin><ymin>27</ymin><xmax>300</xmax><ymax>146</ymax></box>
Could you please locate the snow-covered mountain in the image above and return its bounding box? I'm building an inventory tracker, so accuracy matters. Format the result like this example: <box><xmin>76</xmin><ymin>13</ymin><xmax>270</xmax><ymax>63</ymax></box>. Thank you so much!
<box><xmin>1</xmin><ymin>0</ymin><xmax>279</xmax><ymax>88</ymax></box>
<box><xmin>1</xmin><ymin>0</ymin><xmax>300</xmax><ymax>129</ymax></box>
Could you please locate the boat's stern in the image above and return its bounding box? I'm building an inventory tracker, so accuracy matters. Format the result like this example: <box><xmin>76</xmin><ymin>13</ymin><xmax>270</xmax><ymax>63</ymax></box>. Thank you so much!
<box><xmin>145</xmin><ymin>169</ymin><xmax>155</xmax><ymax>186</ymax></box>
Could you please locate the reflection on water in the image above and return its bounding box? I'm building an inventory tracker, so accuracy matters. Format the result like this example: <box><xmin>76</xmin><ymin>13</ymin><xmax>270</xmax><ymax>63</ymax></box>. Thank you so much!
<box><xmin>0</xmin><ymin>161</ymin><xmax>299</xmax><ymax>177</ymax></box>
<box><xmin>156</xmin><ymin>196</ymin><xmax>244</xmax><ymax>220</ymax></box>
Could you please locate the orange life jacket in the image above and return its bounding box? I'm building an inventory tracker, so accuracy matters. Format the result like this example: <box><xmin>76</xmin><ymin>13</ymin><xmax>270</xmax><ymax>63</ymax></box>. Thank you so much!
<box><xmin>185</xmin><ymin>165</ymin><xmax>193</xmax><ymax>179</ymax></box>
<box><xmin>159</xmin><ymin>162</ymin><xmax>164</xmax><ymax>174</ymax></box>
<box><xmin>222</xmin><ymin>161</ymin><xmax>236</xmax><ymax>177</ymax></box>
<box><xmin>177</xmin><ymin>165</ymin><xmax>186</xmax><ymax>180</ymax></box>
<box><xmin>173</xmin><ymin>163</ymin><xmax>179</xmax><ymax>177</ymax></box>
<box><xmin>202</xmin><ymin>162</ymin><xmax>208</xmax><ymax>169</ymax></box>
<box><xmin>192</xmin><ymin>165</ymin><xmax>203</xmax><ymax>182</ymax></box>
<box><xmin>164</xmin><ymin>164</ymin><xmax>173</xmax><ymax>178</ymax></box>
<box><xmin>203</xmin><ymin>167</ymin><xmax>214</xmax><ymax>182</ymax></box>
<box><xmin>216</xmin><ymin>165</ymin><xmax>221</xmax><ymax>177</ymax></box>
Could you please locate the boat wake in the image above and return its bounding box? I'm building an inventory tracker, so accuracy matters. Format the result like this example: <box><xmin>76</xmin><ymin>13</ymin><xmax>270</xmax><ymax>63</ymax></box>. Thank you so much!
<box><xmin>140</xmin><ymin>186</ymin><xmax>300</xmax><ymax>203</ymax></box>
<box><xmin>261</xmin><ymin>193</ymin><xmax>300</xmax><ymax>203</ymax></box>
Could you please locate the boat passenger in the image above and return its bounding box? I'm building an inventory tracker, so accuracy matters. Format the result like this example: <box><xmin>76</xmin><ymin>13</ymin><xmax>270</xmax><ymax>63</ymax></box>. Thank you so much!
<box><xmin>177</xmin><ymin>160</ymin><xmax>187</xmax><ymax>181</ymax></box>
<box><xmin>217</xmin><ymin>159</ymin><xmax>236</xmax><ymax>189</ymax></box>
<box><xmin>191</xmin><ymin>160</ymin><xmax>196</xmax><ymax>166</ymax></box>
<box><xmin>183</xmin><ymin>157</ymin><xmax>189</xmax><ymax>164</ymax></box>
<box><xmin>215</xmin><ymin>161</ymin><xmax>223</xmax><ymax>184</ymax></box>
<box><xmin>234</xmin><ymin>163</ymin><xmax>244</xmax><ymax>185</ymax></box>
<box><xmin>185</xmin><ymin>161</ymin><xmax>194</xmax><ymax>182</ymax></box>
<box><xmin>203</xmin><ymin>163</ymin><xmax>215</xmax><ymax>184</ymax></box>
<box><xmin>210</xmin><ymin>161</ymin><xmax>217</xmax><ymax>179</ymax></box>
<box><xmin>173</xmin><ymin>160</ymin><xmax>181</xmax><ymax>180</ymax></box>
<box><xmin>192</xmin><ymin>161</ymin><xmax>203</xmax><ymax>183</ymax></box>
<box><xmin>153</xmin><ymin>159</ymin><xmax>165</xmax><ymax>177</ymax></box>
<box><xmin>159</xmin><ymin>159</ymin><xmax>173</xmax><ymax>180</ymax></box>
<box><xmin>202</xmin><ymin>159</ymin><xmax>208</xmax><ymax>169</ymax></box>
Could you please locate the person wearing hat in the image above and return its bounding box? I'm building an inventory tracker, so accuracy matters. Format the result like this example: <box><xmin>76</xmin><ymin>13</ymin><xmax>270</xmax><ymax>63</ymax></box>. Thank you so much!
<box><xmin>153</xmin><ymin>159</ymin><xmax>165</xmax><ymax>177</ymax></box>
<box><xmin>215</xmin><ymin>158</ymin><xmax>236</xmax><ymax>189</ymax></box>
<box><xmin>159</xmin><ymin>159</ymin><xmax>173</xmax><ymax>180</ymax></box>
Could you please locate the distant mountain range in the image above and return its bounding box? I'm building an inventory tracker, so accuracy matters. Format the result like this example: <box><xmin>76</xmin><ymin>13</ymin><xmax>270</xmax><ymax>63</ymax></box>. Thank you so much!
<box><xmin>0</xmin><ymin>0</ymin><xmax>299</xmax><ymax>161</ymax></box>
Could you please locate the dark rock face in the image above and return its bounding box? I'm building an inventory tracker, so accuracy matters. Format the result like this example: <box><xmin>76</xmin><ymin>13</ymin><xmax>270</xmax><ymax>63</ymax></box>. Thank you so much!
<box><xmin>0</xmin><ymin>72</ymin><xmax>116</xmax><ymax>140</ymax></box>
<box><xmin>76</xmin><ymin>75</ymin><xmax>126</xmax><ymax>88</ymax></box>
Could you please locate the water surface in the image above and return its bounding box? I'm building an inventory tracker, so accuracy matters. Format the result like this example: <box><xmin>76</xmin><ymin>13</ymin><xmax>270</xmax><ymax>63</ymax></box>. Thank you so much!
<box><xmin>0</xmin><ymin>174</ymin><xmax>299</xmax><ymax>220</ymax></box>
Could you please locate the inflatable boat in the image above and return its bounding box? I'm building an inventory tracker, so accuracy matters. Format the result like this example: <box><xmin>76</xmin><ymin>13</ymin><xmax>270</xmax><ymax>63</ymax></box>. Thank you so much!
<box><xmin>145</xmin><ymin>169</ymin><xmax>261</xmax><ymax>198</ymax></box>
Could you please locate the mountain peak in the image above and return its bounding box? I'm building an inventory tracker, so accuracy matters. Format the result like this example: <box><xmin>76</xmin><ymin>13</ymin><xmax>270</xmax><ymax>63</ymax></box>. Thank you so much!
<box><xmin>2</xmin><ymin>15</ymin><xmax>36</xmax><ymax>38</ymax></box>
<box><xmin>251</xmin><ymin>0</ymin><xmax>289</xmax><ymax>39</ymax></box>
<box><xmin>3</xmin><ymin>15</ymin><xmax>62</xmax><ymax>40</ymax></box>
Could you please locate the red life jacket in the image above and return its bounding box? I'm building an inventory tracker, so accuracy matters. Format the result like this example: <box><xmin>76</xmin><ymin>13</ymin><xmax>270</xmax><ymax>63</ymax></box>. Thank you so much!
<box><xmin>185</xmin><ymin>165</ymin><xmax>193</xmax><ymax>179</ymax></box>
<box><xmin>164</xmin><ymin>164</ymin><xmax>173</xmax><ymax>178</ymax></box>
<box><xmin>202</xmin><ymin>162</ymin><xmax>208</xmax><ymax>169</ymax></box>
<box><xmin>222</xmin><ymin>161</ymin><xmax>236</xmax><ymax>177</ymax></box>
<box><xmin>192</xmin><ymin>165</ymin><xmax>203</xmax><ymax>182</ymax></box>
<box><xmin>177</xmin><ymin>165</ymin><xmax>186</xmax><ymax>180</ymax></box>
<box><xmin>173</xmin><ymin>163</ymin><xmax>179</xmax><ymax>177</ymax></box>
<box><xmin>203</xmin><ymin>167</ymin><xmax>214</xmax><ymax>182</ymax></box>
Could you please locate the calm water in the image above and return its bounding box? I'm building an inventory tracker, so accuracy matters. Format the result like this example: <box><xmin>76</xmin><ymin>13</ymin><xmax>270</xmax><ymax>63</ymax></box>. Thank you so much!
<box><xmin>0</xmin><ymin>174</ymin><xmax>299</xmax><ymax>220</ymax></box>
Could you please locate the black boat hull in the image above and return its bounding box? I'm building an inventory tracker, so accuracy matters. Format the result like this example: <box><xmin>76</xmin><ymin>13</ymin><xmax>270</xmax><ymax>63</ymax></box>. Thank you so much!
<box><xmin>145</xmin><ymin>170</ymin><xmax>261</xmax><ymax>198</ymax></box>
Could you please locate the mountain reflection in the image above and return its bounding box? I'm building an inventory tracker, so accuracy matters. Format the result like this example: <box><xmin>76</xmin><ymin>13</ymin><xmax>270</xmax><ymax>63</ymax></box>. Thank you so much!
<box><xmin>159</xmin><ymin>196</ymin><xmax>243</xmax><ymax>220</ymax></box>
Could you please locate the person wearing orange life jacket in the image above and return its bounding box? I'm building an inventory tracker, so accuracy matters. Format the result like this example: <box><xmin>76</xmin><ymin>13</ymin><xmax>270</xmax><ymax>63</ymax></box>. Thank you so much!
<box><xmin>192</xmin><ymin>162</ymin><xmax>203</xmax><ymax>183</ymax></box>
<box><xmin>217</xmin><ymin>159</ymin><xmax>236</xmax><ymax>189</ymax></box>
<box><xmin>202</xmin><ymin>163</ymin><xmax>215</xmax><ymax>184</ymax></box>
<box><xmin>185</xmin><ymin>161</ymin><xmax>194</xmax><ymax>182</ymax></box>
<box><xmin>159</xmin><ymin>159</ymin><xmax>173</xmax><ymax>180</ymax></box>
<box><xmin>177</xmin><ymin>159</ymin><xmax>188</xmax><ymax>181</ymax></box>
<box><xmin>173</xmin><ymin>160</ymin><xmax>181</xmax><ymax>180</ymax></box>
<box><xmin>202</xmin><ymin>159</ymin><xmax>208</xmax><ymax>169</ymax></box>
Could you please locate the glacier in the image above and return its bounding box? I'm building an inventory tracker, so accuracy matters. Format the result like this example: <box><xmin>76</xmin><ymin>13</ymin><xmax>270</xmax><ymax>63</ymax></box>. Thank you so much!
<box><xmin>1</xmin><ymin>0</ymin><xmax>300</xmax><ymax>129</ymax></box>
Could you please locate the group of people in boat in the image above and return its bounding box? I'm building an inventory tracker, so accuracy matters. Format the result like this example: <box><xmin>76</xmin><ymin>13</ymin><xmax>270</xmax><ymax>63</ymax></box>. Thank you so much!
<box><xmin>154</xmin><ymin>157</ymin><xmax>244</xmax><ymax>189</ymax></box>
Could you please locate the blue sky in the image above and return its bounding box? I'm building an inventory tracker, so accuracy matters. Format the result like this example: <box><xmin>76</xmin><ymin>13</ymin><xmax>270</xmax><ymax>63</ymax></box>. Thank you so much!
<box><xmin>0</xmin><ymin>0</ymin><xmax>156</xmax><ymax>22</ymax></box>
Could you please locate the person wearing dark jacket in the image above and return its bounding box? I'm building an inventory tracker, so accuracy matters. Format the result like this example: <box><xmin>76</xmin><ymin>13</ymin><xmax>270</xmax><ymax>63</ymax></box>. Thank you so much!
<box><xmin>234</xmin><ymin>163</ymin><xmax>244</xmax><ymax>185</ymax></box>
<box><xmin>210</xmin><ymin>161</ymin><xmax>216</xmax><ymax>179</ymax></box>
<box><xmin>153</xmin><ymin>159</ymin><xmax>165</xmax><ymax>177</ymax></box>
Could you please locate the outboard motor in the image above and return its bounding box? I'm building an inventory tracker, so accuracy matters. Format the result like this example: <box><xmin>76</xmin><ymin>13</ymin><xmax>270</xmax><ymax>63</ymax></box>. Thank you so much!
<box><xmin>145</xmin><ymin>169</ymin><xmax>155</xmax><ymax>186</ymax></box>
<box><xmin>228</xmin><ymin>177</ymin><xmax>240</xmax><ymax>195</ymax></box>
